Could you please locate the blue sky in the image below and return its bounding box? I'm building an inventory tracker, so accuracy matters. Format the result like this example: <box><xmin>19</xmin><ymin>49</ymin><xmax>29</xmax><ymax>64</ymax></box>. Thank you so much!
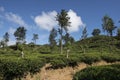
<box><xmin>0</xmin><ymin>0</ymin><xmax>120</xmax><ymax>45</ymax></box>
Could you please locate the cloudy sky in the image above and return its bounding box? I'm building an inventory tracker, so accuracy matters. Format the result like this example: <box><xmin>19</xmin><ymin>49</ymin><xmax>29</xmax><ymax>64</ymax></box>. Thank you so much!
<box><xmin>0</xmin><ymin>0</ymin><xmax>120</xmax><ymax>45</ymax></box>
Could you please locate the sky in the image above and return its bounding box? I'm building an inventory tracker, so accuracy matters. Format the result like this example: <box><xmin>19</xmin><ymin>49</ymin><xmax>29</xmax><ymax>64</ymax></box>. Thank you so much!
<box><xmin>0</xmin><ymin>0</ymin><xmax>120</xmax><ymax>45</ymax></box>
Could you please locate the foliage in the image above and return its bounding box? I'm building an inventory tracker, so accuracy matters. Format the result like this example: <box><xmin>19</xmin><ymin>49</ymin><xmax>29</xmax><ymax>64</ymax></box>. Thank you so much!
<box><xmin>0</xmin><ymin>58</ymin><xmax>45</xmax><ymax>80</ymax></box>
<box><xmin>49</xmin><ymin>28</ymin><xmax>57</xmax><ymax>51</ymax></box>
<box><xmin>80</xmin><ymin>53</ymin><xmax>101</xmax><ymax>65</ymax></box>
<box><xmin>63</xmin><ymin>33</ymin><xmax>74</xmax><ymax>46</ymax></box>
<box><xmin>14</xmin><ymin>27</ymin><xmax>27</xmax><ymax>44</ymax></box>
<box><xmin>0</xmin><ymin>40</ymin><xmax>6</xmax><ymax>48</ymax></box>
<box><xmin>102</xmin><ymin>15</ymin><xmax>116</xmax><ymax>36</ymax></box>
<box><xmin>56</xmin><ymin>9</ymin><xmax>71</xmax><ymax>54</ymax></box>
<box><xmin>73</xmin><ymin>64</ymin><xmax>120</xmax><ymax>80</ymax></box>
<box><xmin>32</xmin><ymin>33</ymin><xmax>39</xmax><ymax>44</ymax></box>
<box><xmin>0</xmin><ymin>34</ymin><xmax>120</xmax><ymax>79</ymax></box>
<box><xmin>0</xmin><ymin>32</ymin><xmax>9</xmax><ymax>48</ymax></box>
<box><xmin>92</xmin><ymin>28</ymin><xmax>101</xmax><ymax>36</ymax></box>
<box><xmin>3</xmin><ymin>32</ymin><xmax>9</xmax><ymax>46</ymax></box>
<box><xmin>81</xmin><ymin>27</ymin><xmax>88</xmax><ymax>40</ymax></box>
<box><xmin>117</xmin><ymin>28</ymin><xmax>120</xmax><ymax>39</ymax></box>
<box><xmin>101</xmin><ymin>53</ymin><xmax>120</xmax><ymax>62</ymax></box>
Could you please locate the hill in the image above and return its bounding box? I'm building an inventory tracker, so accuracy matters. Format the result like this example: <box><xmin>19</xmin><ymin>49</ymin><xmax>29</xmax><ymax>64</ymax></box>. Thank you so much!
<box><xmin>0</xmin><ymin>35</ymin><xmax>120</xmax><ymax>80</ymax></box>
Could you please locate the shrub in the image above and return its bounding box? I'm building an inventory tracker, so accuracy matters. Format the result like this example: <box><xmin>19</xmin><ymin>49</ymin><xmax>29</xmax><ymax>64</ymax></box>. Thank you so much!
<box><xmin>73</xmin><ymin>64</ymin><xmax>120</xmax><ymax>80</ymax></box>
<box><xmin>80</xmin><ymin>54</ymin><xmax>101</xmax><ymax>65</ymax></box>
<box><xmin>101</xmin><ymin>53</ymin><xmax>120</xmax><ymax>62</ymax></box>
<box><xmin>0</xmin><ymin>58</ymin><xmax>45</xmax><ymax>80</ymax></box>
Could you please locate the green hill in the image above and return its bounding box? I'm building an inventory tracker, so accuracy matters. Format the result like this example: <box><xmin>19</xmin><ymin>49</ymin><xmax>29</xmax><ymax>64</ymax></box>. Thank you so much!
<box><xmin>0</xmin><ymin>35</ymin><xmax>120</xmax><ymax>80</ymax></box>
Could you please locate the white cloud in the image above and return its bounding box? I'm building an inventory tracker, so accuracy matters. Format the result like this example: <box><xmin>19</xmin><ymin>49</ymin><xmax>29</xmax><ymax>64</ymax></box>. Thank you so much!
<box><xmin>34</xmin><ymin>11</ymin><xmax>57</xmax><ymax>31</ymax></box>
<box><xmin>34</xmin><ymin>10</ymin><xmax>84</xmax><ymax>33</ymax></box>
<box><xmin>8</xmin><ymin>27</ymin><xmax>16</xmax><ymax>34</ymax></box>
<box><xmin>67</xmin><ymin>9</ymin><xmax>85</xmax><ymax>32</ymax></box>
<box><xmin>5</xmin><ymin>12</ymin><xmax>27</xmax><ymax>27</ymax></box>
<box><xmin>0</xmin><ymin>6</ymin><xmax>4</xmax><ymax>12</ymax></box>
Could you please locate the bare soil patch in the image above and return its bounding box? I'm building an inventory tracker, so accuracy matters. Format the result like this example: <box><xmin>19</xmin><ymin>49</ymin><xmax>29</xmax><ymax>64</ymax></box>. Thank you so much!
<box><xmin>23</xmin><ymin>61</ymin><xmax>120</xmax><ymax>80</ymax></box>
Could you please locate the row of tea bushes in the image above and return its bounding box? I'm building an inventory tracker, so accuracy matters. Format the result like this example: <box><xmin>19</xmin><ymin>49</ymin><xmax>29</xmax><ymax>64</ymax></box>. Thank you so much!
<box><xmin>73</xmin><ymin>63</ymin><xmax>120</xmax><ymax>80</ymax></box>
<box><xmin>0</xmin><ymin>58</ymin><xmax>45</xmax><ymax>80</ymax></box>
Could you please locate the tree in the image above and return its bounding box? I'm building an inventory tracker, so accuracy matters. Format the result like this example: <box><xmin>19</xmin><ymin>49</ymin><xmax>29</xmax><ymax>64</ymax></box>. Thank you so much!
<box><xmin>0</xmin><ymin>40</ymin><xmax>6</xmax><ymax>48</ymax></box>
<box><xmin>63</xmin><ymin>33</ymin><xmax>74</xmax><ymax>45</ymax></box>
<box><xmin>14</xmin><ymin>27</ymin><xmax>27</xmax><ymax>44</ymax></box>
<box><xmin>56</xmin><ymin>9</ymin><xmax>71</xmax><ymax>54</ymax></box>
<box><xmin>3</xmin><ymin>32</ymin><xmax>9</xmax><ymax>46</ymax></box>
<box><xmin>49</xmin><ymin>28</ymin><xmax>57</xmax><ymax>51</ymax></box>
<box><xmin>81</xmin><ymin>27</ymin><xmax>88</xmax><ymax>40</ymax></box>
<box><xmin>63</xmin><ymin>33</ymin><xmax>70</xmax><ymax>45</ymax></box>
<box><xmin>117</xmin><ymin>28</ymin><xmax>120</xmax><ymax>36</ymax></box>
<box><xmin>102</xmin><ymin>15</ymin><xmax>116</xmax><ymax>36</ymax></box>
<box><xmin>32</xmin><ymin>34</ymin><xmax>39</xmax><ymax>44</ymax></box>
<box><xmin>81</xmin><ymin>27</ymin><xmax>88</xmax><ymax>54</ymax></box>
<box><xmin>92</xmin><ymin>29</ymin><xmax>101</xmax><ymax>36</ymax></box>
<box><xmin>117</xmin><ymin>28</ymin><xmax>120</xmax><ymax>39</ymax></box>
<box><xmin>62</xmin><ymin>33</ymin><xmax>74</xmax><ymax>58</ymax></box>
<box><xmin>0</xmin><ymin>32</ymin><xmax>9</xmax><ymax>48</ymax></box>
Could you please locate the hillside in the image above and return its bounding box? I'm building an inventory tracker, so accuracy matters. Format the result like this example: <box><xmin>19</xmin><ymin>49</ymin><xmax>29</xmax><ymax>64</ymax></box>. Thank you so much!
<box><xmin>0</xmin><ymin>35</ymin><xmax>120</xmax><ymax>80</ymax></box>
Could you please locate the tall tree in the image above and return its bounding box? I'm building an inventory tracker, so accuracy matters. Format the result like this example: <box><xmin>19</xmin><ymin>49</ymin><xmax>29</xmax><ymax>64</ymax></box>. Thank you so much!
<box><xmin>49</xmin><ymin>28</ymin><xmax>57</xmax><ymax>51</ymax></box>
<box><xmin>14</xmin><ymin>27</ymin><xmax>27</xmax><ymax>44</ymax></box>
<box><xmin>92</xmin><ymin>29</ymin><xmax>101</xmax><ymax>36</ymax></box>
<box><xmin>32</xmin><ymin>34</ymin><xmax>39</xmax><ymax>44</ymax></box>
<box><xmin>102</xmin><ymin>15</ymin><xmax>116</xmax><ymax>36</ymax></box>
<box><xmin>3</xmin><ymin>32</ymin><xmax>9</xmax><ymax>46</ymax></box>
<box><xmin>81</xmin><ymin>27</ymin><xmax>88</xmax><ymax>40</ymax></box>
<box><xmin>56</xmin><ymin>9</ymin><xmax>71</xmax><ymax>54</ymax></box>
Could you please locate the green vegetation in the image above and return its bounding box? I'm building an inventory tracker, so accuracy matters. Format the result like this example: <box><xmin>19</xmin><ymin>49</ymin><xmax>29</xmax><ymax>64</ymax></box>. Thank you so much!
<box><xmin>73</xmin><ymin>64</ymin><xmax>120</xmax><ymax>80</ymax></box>
<box><xmin>0</xmin><ymin>35</ymin><xmax>120</xmax><ymax>80</ymax></box>
<box><xmin>56</xmin><ymin>9</ymin><xmax>71</xmax><ymax>54</ymax></box>
<box><xmin>92</xmin><ymin>28</ymin><xmax>101</xmax><ymax>36</ymax></box>
<box><xmin>49</xmin><ymin>28</ymin><xmax>57</xmax><ymax>52</ymax></box>
<box><xmin>32</xmin><ymin>33</ymin><xmax>39</xmax><ymax>44</ymax></box>
<box><xmin>0</xmin><ymin>12</ymin><xmax>120</xmax><ymax>80</ymax></box>
<box><xmin>14</xmin><ymin>26</ymin><xmax>27</xmax><ymax>44</ymax></box>
<box><xmin>0</xmin><ymin>50</ymin><xmax>120</xmax><ymax>79</ymax></box>
<box><xmin>102</xmin><ymin>15</ymin><xmax>116</xmax><ymax>36</ymax></box>
<box><xmin>0</xmin><ymin>57</ymin><xmax>45</xmax><ymax>80</ymax></box>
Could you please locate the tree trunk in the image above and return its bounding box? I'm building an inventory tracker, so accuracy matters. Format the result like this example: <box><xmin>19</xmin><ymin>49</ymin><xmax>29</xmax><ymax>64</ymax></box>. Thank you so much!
<box><xmin>60</xmin><ymin>33</ymin><xmax>63</xmax><ymax>54</ymax></box>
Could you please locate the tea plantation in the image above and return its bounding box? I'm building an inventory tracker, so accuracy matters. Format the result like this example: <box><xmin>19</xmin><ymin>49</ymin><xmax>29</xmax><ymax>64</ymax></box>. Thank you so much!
<box><xmin>0</xmin><ymin>35</ymin><xmax>120</xmax><ymax>80</ymax></box>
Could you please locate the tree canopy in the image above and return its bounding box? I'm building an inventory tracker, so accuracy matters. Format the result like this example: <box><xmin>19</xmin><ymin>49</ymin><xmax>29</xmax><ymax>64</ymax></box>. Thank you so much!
<box><xmin>32</xmin><ymin>34</ymin><xmax>39</xmax><ymax>44</ymax></box>
<box><xmin>102</xmin><ymin>15</ymin><xmax>116</xmax><ymax>36</ymax></box>
<box><xmin>92</xmin><ymin>29</ymin><xmax>101</xmax><ymax>36</ymax></box>
<box><xmin>14</xmin><ymin>27</ymin><xmax>27</xmax><ymax>44</ymax></box>
<box><xmin>49</xmin><ymin>28</ymin><xmax>57</xmax><ymax>51</ymax></box>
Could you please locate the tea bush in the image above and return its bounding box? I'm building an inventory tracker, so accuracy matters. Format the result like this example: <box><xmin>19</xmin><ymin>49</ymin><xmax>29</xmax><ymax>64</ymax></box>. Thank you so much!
<box><xmin>73</xmin><ymin>64</ymin><xmax>120</xmax><ymax>80</ymax></box>
<box><xmin>101</xmin><ymin>53</ymin><xmax>120</xmax><ymax>62</ymax></box>
<box><xmin>0</xmin><ymin>58</ymin><xmax>45</xmax><ymax>80</ymax></box>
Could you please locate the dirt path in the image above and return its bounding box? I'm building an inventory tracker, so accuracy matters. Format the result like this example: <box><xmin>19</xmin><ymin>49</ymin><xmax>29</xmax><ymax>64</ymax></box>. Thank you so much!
<box><xmin>23</xmin><ymin>61</ymin><xmax>120</xmax><ymax>80</ymax></box>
